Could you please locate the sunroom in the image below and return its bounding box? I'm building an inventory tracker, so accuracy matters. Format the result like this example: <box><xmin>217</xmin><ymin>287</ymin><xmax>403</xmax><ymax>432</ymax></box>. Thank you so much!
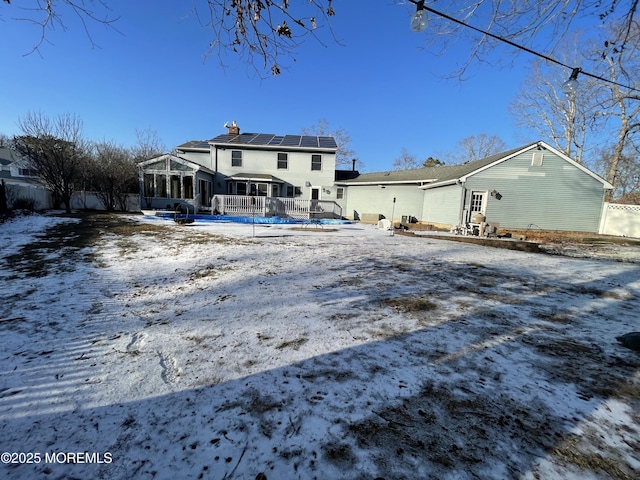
<box><xmin>138</xmin><ymin>154</ymin><xmax>215</xmax><ymax>211</ymax></box>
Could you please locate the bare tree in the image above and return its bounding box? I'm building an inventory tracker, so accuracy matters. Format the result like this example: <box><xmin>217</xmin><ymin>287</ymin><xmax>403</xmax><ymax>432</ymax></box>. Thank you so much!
<box><xmin>199</xmin><ymin>0</ymin><xmax>338</xmax><ymax>76</ymax></box>
<box><xmin>414</xmin><ymin>0</ymin><xmax>639</xmax><ymax>78</ymax></box>
<box><xmin>130</xmin><ymin>128</ymin><xmax>167</xmax><ymax>163</ymax></box>
<box><xmin>301</xmin><ymin>118</ymin><xmax>359</xmax><ymax>169</ymax></box>
<box><xmin>588</xmin><ymin>34</ymin><xmax>640</xmax><ymax>187</ymax></box>
<box><xmin>14</xmin><ymin>112</ymin><xmax>88</xmax><ymax>212</ymax></box>
<box><xmin>393</xmin><ymin>147</ymin><xmax>420</xmax><ymax>170</ymax></box>
<box><xmin>5</xmin><ymin>1</ymin><xmax>638</xmax><ymax>77</ymax></box>
<box><xmin>3</xmin><ymin>0</ymin><xmax>120</xmax><ymax>55</ymax></box>
<box><xmin>446</xmin><ymin>134</ymin><xmax>507</xmax><ymax>164</ymax></box>
<box><xmin>87</xmin><ymin>141</ymin><xmax>138</xmax><ymax>211</ymax></box>
<box><xmin>512</xmin><ymin>22</ymin><xmax>640</xmax><ymax>189</ymax></box>
<box><xmin>595</xmin><ymin>147</ymin><xmax>640</xmax><ymax>201</ymax></box>
<box><xmin>511</xmin><ymin>58</ymin><xmax>593</xmax><ymax>164</ymax></box>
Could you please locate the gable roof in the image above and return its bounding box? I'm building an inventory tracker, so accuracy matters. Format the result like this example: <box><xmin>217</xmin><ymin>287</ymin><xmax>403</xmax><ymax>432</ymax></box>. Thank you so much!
<box><xmin>335</xmin><ymin>147</ymin><xmax>524</xmax><ymax>186</ymax></box>
<box><xmin>338</xmin><ymin>141</ymin><xmax>613</xmax><ymax>189</ymax></box>
<box><xmin>137</xmin><ymin>153</ymin><xmax>215</xmax><ymax>174</ymax></box>
<box><xmin>178</xmin><ymin>133</ymin><xmax>338</xmax><ymax>152</ymax></box>
<box><xmin>0</xmin><ymin>147</ymin><xmax>25</xmax><ymax>165</ymax></box>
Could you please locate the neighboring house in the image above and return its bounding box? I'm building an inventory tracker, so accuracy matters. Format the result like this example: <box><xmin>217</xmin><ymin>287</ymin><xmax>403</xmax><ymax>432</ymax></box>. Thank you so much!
<box><xmin>138</xmin><ymin>122</ymin><xmax>343</xmax><ymax>218</ymax></box>
<box><xmin>339</xmin><ymin>141</ymin><xmax>614</xmax><ymax>233</ymax></box>
<box><xmin>0</xmin><ymin>147</ymin><xmax>52</xmax><ymax>210</ymax></box>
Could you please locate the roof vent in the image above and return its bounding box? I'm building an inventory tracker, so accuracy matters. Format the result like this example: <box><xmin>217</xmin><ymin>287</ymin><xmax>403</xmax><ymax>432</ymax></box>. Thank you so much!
<box><xmin>224</xmin><ymin>120</ymin><xmax>240</xmax><ymax>135</ymax></box>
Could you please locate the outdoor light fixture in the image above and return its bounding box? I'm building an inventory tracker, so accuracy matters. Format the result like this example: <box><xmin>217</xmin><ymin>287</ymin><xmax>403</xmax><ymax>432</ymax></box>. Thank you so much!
<box><xmin>562</xmin><ymin>68</ymin><xmax>581</xmax><ymax>98</ymax></box>
<box><xmin>410</xmin><ymin>0</ymin><xmax>428</xmax><ymax>33</ymax></box>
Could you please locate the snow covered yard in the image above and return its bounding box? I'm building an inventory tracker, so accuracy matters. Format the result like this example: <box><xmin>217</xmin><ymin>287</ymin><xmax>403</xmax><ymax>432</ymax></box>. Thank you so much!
<box><xmin>1</xmin><ymin>212</ymin><xmax>639</xmax><ymax>480</ymax></box>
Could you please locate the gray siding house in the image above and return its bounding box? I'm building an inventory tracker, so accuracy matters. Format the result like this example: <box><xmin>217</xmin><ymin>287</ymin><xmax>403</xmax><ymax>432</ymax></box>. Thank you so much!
<box><xmin>0</xmin><ymin>147</ymin><xmax>52</xmax><ymax>210</ymax></box>
<box><xmin>339</xmin><ymin>141</ymin><xmax>614</xmax><ymax>233</ymax></box>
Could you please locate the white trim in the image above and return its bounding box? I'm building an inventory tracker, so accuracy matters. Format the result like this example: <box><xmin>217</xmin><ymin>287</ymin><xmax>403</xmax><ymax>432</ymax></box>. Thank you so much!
<box><xmin>138</xmin><ymin>154</ymin><xmax>215</xmax><ymax>175</ymax></box>
<box><xmin>337</xmin><ymin>179</ymin><xmax>437</xmax><ymax>186</ymax></box>
<box><xmin>534</xmin><ymin>142</ymin><xmax>614</xmax><ymax>189</ymax></box>
<box><xmin>419</xmin><ymin>141</ymin><xmax>614</xmax><ymax>191</ymax></box>
<box><xmin>458</xmin><ymin>145</ymin><xmax>535</xmax><ymax>182</ymax></box>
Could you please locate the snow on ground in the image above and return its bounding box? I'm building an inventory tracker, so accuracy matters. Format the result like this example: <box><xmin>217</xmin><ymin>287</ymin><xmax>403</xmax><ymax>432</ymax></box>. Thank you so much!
<box><xmin>0</xmin><ymin>213</ymin><xmax>639</xmax><ymax>480</ymax></box>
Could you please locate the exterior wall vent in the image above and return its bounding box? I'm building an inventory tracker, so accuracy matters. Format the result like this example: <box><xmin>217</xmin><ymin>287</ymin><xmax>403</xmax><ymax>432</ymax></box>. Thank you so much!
<box><xmin>532</xmin><ymin>152</ymin><xmax>544</xmax><ymax>167</ymax></box>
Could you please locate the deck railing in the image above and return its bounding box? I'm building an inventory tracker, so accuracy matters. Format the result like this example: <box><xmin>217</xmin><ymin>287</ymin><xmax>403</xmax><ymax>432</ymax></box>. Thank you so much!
<box><xmin>210</xmin><ymin>195</ymin><xmax>342</xmax><ymax>219</ymax></box>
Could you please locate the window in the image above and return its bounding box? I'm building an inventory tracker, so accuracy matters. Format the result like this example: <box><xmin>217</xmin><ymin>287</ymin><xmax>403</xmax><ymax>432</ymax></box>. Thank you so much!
<box><xmin>199</xmin><ymin>179</ymin><xmax>212</xmax><ymax>206</ymax></box>
<box><xmin>257</xmin><ymin>183</ymin><xmax>268</xmax><ymax>196</ymax></box>
<box><xmin>336</xmin><ymin>187</ymin><xmax>344</xmax><ymax>199</ymax></box>
<box><xmin>277</xmin><ymin>152</ymin><xmax>288</xmax><ymax>169</ymax></box>
<box><xmin>144</xmin><ymin>174</ymin><xmax>155</xmax><ymax>197</ymax></box>
<box><xmin>236</xmin><ymin>182</ymin><xmax>247</xmax><ymax>195</ymax></box>
<box><xmin>157</xmin><ymin>175</ymin><xmax>167</xmax><ymax>197</ymax></box>
<box><xmin>170</xmin><ymin>175</ymin><xmax>181</xmax><ymax>199</ymax></box>
<box><xmin>271</xmin><ymin>184</ymin><xmax>280</xmax><ymax>197</ymax></box>
<box><xmin>286</xmin><ymin>185</ymin><xmax>294</xmax><ymax>197</ymax></box>
<box><xmin>183</xmin><ymin>176</ymin><xmax>194</xmax><ymax>199</ymax></box>
<box><xmin>232</xmin><ymin>150</ymin><xmax>242</xmax><ymax>167</ymax></box>
<box><xmin>19</xmin><ymin>168</ymin><xmax>38</xmax><ymax>177</ymax></box>
<box><xmin>311</xmin><ymin>154</ymin><xmax>322</xmax><ymax>171</ymax></box>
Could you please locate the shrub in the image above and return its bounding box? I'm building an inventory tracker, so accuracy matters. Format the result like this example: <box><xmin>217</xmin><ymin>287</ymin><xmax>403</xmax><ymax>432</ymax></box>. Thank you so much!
<box><xmin>12</xmin><ymin>197</ymin><xmax>39</xmax><ymax>212</ymax></box>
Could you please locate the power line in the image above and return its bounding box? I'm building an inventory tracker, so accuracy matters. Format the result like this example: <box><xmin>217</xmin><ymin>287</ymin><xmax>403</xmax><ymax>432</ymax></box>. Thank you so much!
<box><xmin>407</xmin><ymin>0</ymin><xmax>640</xmax><ymax>95</ymax></box>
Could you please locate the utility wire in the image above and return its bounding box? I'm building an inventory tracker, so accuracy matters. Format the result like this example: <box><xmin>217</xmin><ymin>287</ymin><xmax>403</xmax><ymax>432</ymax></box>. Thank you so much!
<box><xmin>408</xmin><ymin>0</ymin><xmax>640</xmax><ymax>94</ymax></box>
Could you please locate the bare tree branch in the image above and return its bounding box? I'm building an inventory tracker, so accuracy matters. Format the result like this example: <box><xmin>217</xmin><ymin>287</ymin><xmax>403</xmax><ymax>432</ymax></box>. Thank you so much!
<box><xmin>4</xmin><ymin>0</ymin><xmax>120</xmax><ymax>55</ymax></box>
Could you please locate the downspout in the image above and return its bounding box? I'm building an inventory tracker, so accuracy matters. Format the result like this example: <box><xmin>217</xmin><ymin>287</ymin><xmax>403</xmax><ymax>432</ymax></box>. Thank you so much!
<box><xmin>214</xmin><ymin>146</ymin><xmax>219</xmax><ymax>196</ymax></box>
<box><xmin>457</xmin><ymin>179</ymin><xmax>466</xmax><ymax>225</ymax></box>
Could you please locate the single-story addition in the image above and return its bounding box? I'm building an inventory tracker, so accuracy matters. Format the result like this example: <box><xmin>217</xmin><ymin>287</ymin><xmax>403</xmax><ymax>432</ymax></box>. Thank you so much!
<box><xmin>338</xmin><ymin>141</ymin><xmax>614</xmax><ymax>233</ymax></box>
<box><xmin>137</xmin><ymin>154</ymin><xmax>216</xmax><ymax>211</ymax></box>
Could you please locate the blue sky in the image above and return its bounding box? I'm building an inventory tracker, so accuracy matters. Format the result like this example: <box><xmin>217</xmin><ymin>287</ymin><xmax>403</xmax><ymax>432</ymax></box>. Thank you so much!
<box><xmin>1</xmin><ymin>1</ymin><xmax>539</xmax><ymax>172</ymax></box>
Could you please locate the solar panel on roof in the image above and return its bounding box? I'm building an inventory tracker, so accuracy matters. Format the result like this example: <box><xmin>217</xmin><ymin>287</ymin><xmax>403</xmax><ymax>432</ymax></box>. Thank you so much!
<box><xmin>281</xmin><ymin>135</ymin><xmax>301</xmax><ymax>146</ymax></box>
<box><xmin>300</xmin><ymin>136</ymin><xmax>319</xmax><ymax>148</ymax></box>
<box><xmin>251</xmin><ymin>134</ymin><xmax>274</xmax><ymax>145</ymax></box>
<box><xmin>318</xmin><ymin>137</ymin><xmax>337</xmax><ymax>148</ymax></box>
<box><xmin>268</xmin><ymin>135</ymin><xmax>284</xmax><ymax>145</ymax></box>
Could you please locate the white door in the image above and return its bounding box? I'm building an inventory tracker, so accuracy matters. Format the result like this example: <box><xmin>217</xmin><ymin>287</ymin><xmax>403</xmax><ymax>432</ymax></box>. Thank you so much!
<box><xmin>469</xmin><ymin>191</ymin><xmax>487</xmax><ymax>220</ymax></box>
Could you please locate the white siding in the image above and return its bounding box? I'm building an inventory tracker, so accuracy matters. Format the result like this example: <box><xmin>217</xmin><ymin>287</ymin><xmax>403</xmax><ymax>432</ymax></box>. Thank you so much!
<box><xmin>214</xmin><ymin>147</ymin><xmax>336</xmax><ymax>199</ymax></box>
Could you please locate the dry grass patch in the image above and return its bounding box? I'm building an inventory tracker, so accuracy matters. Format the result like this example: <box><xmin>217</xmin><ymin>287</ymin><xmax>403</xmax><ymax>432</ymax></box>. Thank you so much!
<box><xmin>382</xmin><ymin>297</ymin><xmax>438</xmax><ymax>313</ymax></box>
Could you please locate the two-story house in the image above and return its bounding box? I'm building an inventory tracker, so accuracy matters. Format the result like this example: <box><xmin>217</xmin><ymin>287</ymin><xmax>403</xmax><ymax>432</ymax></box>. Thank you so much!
<box><xmin>138</xmin><ymin>122</ymin><xmax>341</xmax><ymax>218</ymax></box>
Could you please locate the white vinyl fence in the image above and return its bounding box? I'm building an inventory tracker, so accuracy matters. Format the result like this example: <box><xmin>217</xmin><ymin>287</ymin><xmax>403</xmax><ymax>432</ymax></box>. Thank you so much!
<box><xmin>599</xmin><ymin>203</ymin><xmax>640</xmax><ymax>238</ymax></box>
<box><xmin>70</xmin><ymin>191</ymin><xmax>141</xmax><ymax>212</ymax></box>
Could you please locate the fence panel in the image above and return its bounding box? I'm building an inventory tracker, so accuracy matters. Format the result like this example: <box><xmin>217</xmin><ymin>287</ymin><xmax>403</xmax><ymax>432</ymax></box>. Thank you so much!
<box><xmin>599</xmin><ymin>203</ymin><xmax>640</xmax><ymax>238</ymax></box>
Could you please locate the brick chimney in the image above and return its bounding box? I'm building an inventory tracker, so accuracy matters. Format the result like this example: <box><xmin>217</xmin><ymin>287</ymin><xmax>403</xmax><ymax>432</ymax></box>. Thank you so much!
<box><xmin>225</xmin><ymin>120</ymin><xmax>240</xmax><ymax>135</ymax></box>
